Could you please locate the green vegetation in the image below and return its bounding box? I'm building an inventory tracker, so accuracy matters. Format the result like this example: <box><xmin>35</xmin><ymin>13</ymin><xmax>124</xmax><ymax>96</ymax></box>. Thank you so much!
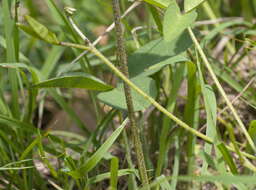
<box><xmin>0</xmin><ymin>0</ymin><xmax>256</xmax><ymax>189</ymax></box>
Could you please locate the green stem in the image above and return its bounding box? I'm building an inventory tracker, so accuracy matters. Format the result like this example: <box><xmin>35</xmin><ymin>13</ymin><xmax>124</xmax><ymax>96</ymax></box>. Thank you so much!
<box><xmin>187</xmin><ymin>27</ymin><xmax>256</xmax><ymax>152</ymax></box>
<box><xmin>112</xmin><ymin>0</ymin><xmax>149</xmax><ymax>187</ymax></box>
<box><xmin>59</xmin><ymin>41</ymin><xmax>213</xmax><ymax>144</ymax></box>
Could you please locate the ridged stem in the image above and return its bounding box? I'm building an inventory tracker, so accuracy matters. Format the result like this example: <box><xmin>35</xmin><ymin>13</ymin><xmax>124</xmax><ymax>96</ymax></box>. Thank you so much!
<box><xmin>112</xmin><ymin>0</ymin><xmax>149</xmax><ymax>187</ymax></box>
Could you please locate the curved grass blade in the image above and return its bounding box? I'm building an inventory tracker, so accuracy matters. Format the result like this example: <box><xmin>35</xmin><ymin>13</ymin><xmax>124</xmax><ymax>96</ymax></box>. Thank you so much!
<box><xmin>0</xmin><ymin>114</ymin><xmax>35</xmax><ymax>132</ymax></box>
<box><xmin>65</xmin><ymin>118</ymin><xmax>128</xmax><ymax>178</ymax></box>
<box><xmin>110</xmin><ymin>156</ymin><xmax>119</xmax><ymax>190</ymax></box>
<box><xmin>0</xmin><ymin>63</ymin><xmax>40</xmax><ymax>122</ymax></box>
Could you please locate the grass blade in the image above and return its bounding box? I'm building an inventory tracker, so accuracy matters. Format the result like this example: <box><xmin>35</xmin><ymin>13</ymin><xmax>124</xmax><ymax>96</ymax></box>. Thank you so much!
<box><xmin>110</xmin><ymin>156</ymin><xmax>119</xmax><ymax>190</ymax></box>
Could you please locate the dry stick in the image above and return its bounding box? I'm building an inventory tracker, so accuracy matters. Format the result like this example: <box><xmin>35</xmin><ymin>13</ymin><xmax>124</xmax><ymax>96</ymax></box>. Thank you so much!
<box><xmin>188</xmin><ymin>27</ymin><xmax>256</xmax><ymax>152</ymax></box>
<box><xmin>67</xmin><ymin>15</ymin><xmax>92</xmax><ymax>45</ymax></box>
<box><xmin>112</xmin><ymin>0</ymin><xmax>149</xmax><ymax>187</ymax></box>
<box><xmin>70</xmin><ymin>1</ymin><xmax>141</xmax><ymax>65</ymax></box>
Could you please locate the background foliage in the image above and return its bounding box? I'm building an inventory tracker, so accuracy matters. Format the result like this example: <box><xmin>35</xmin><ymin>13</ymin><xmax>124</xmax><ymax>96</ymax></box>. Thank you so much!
<box><xmin>0</xmin><ymin>0</ymin><xmax>256</xmax><ymax>189</ymax></box>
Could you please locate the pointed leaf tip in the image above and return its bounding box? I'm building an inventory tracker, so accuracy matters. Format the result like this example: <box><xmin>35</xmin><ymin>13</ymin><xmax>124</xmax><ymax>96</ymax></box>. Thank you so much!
<box><xmin>24</xmin><ymin>15</ymin><xmax>59</xmax><ymax>44</ymax></box>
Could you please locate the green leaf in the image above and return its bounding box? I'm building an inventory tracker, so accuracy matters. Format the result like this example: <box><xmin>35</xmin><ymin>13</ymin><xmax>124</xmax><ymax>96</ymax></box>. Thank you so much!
<box><xmin>184</xmin><ymin>0</ymin><xmax>206</xmax><ymax>12</ymax></box>
<box><xmin>66</xmin><ymin>119</ymin><xmax>128</xmax><ymax>178</ymax></box>
<box><xmin>163</xmin><ymin>1</ymin><xmax>197</xmax><ymax>42</ymax></box>
<box><xmin>16</xmin><ymin>23</ymin><xmax>42</xmax><ymax>40</ymax></box>
<box><xmin>143</xmin><ymin>0</ymin><xmax>172</xmax><ymax>9</ymax></box>
<box><xmin>138</xmin><ymin>54</ymin><xmax>187</xmax><ymax>77</ymax></box>
<box><xmin>203</xmin><ymin>85</ymin><xmax>217</xmax><ymax>130</ymax></box>
<box><xmin>24</xmin><ymin>15</ymin><xmax>59</xmax><ymax>44</ymax></box>
<box><xmin>97</xmin><ymin>77</ymin><xmax>157</xmax><ymax>111</ymax></box>
<box><xmin>128</xmin><ymin>33</ymin><xmax>191</xmax><ymax>77</ymax></box>
<box><xmin>33</xmin><ymin>74</ymin><xmax>113</xmax><ymax>91</ymax></box>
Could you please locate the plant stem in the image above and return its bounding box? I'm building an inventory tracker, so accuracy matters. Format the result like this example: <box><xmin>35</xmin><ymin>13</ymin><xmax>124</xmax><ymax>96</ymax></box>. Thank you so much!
<box><xmin>112</xmin><ymin>0</ymin><xmax>149</xmax><ymax>187</ymax></box>
<box><xmin>187</xmin><ymin>27</ymin><xmax>256</xmax><ymax>152</ymax></box>
<box><xmin>60</xmin><ymin>41</ymin><xmax>213</xmax><ymax>144</ymax></box>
